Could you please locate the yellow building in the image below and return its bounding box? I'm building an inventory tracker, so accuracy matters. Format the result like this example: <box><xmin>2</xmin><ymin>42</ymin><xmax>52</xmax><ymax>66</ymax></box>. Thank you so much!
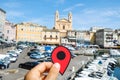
<box><xmin>54</xmin><ymin>10</ymin><xmax>72</xmax><ymax>38</ymax></box>
<box><xmin>15</xmin><ymin>22</ymin><xmax>46</xmax><ymax>43</ymax></box>
<box><xmin>42</xmin><ymin>29</ymin><xmax>60</xmax><ymax>45</ymax></box>
<box><xmin>89</xmin><ymin>31</ymin><xmax>95</xmax><ymax>44</ymax></box>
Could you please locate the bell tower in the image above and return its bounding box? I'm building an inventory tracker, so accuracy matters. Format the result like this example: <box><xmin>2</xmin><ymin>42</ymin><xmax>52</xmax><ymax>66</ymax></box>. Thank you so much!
<box><xmin>68</xmin><ymin>12</ymin><xmax>72</xmax><ymax>30</ymax></box>
<box><xmin>55</xmin><ymin>10</ymin><xmax>59</xmax><ymax>22</ymax></box>
<box><xmin>54</xmin><ymin>10</ymin><xmax>59</xmax><ymax>29</ymax></box>
<box><xmin>68</xmin><ymin>12</ymin><xmax>72</xmax><ymax>22</ymax></box>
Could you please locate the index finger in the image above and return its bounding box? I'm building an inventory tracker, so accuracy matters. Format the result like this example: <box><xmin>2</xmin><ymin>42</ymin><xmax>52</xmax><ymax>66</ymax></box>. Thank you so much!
<box><xmin>32</xmin><ymin>62</ymin><xmax>53</xmax><ymax>73</ymax></box>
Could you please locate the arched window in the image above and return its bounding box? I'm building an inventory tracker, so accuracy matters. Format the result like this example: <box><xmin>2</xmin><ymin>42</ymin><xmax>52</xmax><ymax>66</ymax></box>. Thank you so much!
<box><xmin>56</xmin><ymin>35</ymin><xmax>58</xmax><ymax>40</ymax></box>
<box><xmin>50</xmin><ymin>35</ymin><xmax>52</xmax><ymax>40</ymax></box>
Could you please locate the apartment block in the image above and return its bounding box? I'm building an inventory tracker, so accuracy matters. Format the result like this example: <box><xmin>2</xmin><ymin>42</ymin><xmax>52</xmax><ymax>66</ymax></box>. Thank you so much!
<box><xmin>64</xmin><ymin>30</ymin><xmax>95</xmax><ymax>46</ymax></box>
<box><xmin>0</xmin><ymin>8</ymin><xmax>6</xmax><ymax>38</ymax></box>
<box><xmin>3</xmin><ymin>20</ymin><xmax>16</xmax><ymax>41</ymax></box>
<box><xmin>96</xmin><ymin>28</ymin><xmax>114</xmax><ymax>48</ymax></box>
<box><xmin>15</xmin><ymin>22</ymin><xmax>46</xmax><ymax>43</ymax></box>
<box><xmin>114</xmin><ymin>29</ymin><xmax>120</xmax><ymax>45</ymax></box>
<box><xmin>42</xmin><ymin>29</ymin><xmax>60</xmax><ymax>45</ymax></box>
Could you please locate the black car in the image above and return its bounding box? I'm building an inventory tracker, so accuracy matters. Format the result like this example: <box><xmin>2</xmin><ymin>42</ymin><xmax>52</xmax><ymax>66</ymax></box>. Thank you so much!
<box><xmin>30</xmin><ymin>49</ymin><xmax>40</xmax><ymax>52</ymax></box>
<box><xmin>27</xmin><ymin>50</ymin><xmax>41</xmax><ymax>56</ymax></box>
<box><xmin>19</xmin><ymin>61</ymin><xmax>39</xmax><ymax>70</ymax></box>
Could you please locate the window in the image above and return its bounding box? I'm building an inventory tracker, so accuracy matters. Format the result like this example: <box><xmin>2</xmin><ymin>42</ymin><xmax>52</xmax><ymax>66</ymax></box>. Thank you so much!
<box><xmin>63</xmin><ymin>25</ymin><xmax>65</xmax><ymax>29</ymax></box>
<box><xmin>56</xmin><ymin>35</ymin><xmax>58</xmax><ymax>40</ymax></box>
<box><xmin>21</xmin><ymin>28</ymin><xmax>23</xmax><ymax>31</ymax></box>
<box><xmin>50</xmin><ymin>35</ymin><xmax>52</xmax><ymax>40</ymax></box>
<box><xmin>7</xmin><ymin>30</ymin><xmax>9</xmax><ymax>34</ymax></box>
<box><xmin>44</xmin><ymin>35</ymin><xmax>46</xmax><ymax>40</ymax></box>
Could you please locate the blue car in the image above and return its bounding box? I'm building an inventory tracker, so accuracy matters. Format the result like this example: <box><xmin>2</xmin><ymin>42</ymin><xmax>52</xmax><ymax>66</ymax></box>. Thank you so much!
<box><xmin>30</xmin><ymin>54</ymin><xmax>45</xmax><ymax>59</ymax></box>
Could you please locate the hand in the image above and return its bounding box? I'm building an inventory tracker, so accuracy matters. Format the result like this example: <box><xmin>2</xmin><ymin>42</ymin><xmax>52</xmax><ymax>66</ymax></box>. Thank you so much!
<box><xmin>24</xmin><ymin>62</ymin><xmax>60</xmax><ymax>80</ymax></box>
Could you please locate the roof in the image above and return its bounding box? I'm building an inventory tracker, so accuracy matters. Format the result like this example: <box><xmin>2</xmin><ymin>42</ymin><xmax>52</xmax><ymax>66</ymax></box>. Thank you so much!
<box><xmin>97</xmin><ymin>28</ymin><xmax>113</xmax><ymax>32</ymax></box>
<box><xmin>57</xmin><ymin>18</ymin><xmax>70</xmax><ymax>23</ymax></box>
<box><xmin>43</xmin><ymin>29</ymin><xmax>59</xmax><ymax>32</ymax></box>
<box><xmin>15</xmin><ymin>22</ymin><xmax>47</xmax><ymax>28</ymax></box>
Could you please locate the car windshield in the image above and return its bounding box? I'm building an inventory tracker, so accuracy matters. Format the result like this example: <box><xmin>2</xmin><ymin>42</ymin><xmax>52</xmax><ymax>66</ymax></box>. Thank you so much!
<box><xmin>8</xmin><ymin>51</ymin><xmax>16</xmax><ymax>53</ymax></box>
<box><xmin>0</xmin><ymin>61</ymin><xmax>3</xmax><ymax>64</ymax></box>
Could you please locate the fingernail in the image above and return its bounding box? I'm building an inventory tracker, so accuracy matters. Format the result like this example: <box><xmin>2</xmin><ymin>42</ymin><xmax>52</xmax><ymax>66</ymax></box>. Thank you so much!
<box><xmin>54</xmin><ymin>63</ymin><xmax>60</xmax><ymax>70</ymax></box>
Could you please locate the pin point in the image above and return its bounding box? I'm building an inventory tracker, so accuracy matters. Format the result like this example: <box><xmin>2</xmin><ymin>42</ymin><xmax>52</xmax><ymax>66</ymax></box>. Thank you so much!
<box><xmin>51</xmin><ymin>46</ymin><xmax>71</xmax><ymax>75</ymax></box>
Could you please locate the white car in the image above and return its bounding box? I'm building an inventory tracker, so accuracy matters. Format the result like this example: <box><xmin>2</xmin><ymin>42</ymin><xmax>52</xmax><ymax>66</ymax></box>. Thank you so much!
<box><xmin>9</xmin><ymin>55</ymin><xmax>17</xmax><ymax>62</ymax></box>
<box><xmin>6</xmin><ymin>50</ymin><xmax>18</xmax><ymax>57</ymax></box>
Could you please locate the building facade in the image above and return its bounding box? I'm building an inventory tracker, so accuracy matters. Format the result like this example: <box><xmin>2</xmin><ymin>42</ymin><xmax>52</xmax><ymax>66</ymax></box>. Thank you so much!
<box><xmin>54</xmin><ymin>11</ymin><xmax>72</xmax><ymax>38</ymax></box>
<box><xmin>15</xmin><ymin>22</ymin><xmax>46</xmax><ymax>43</ymax></box>
<box><xmin>0</xmin><ymin>8</ymin><xmax>6</xmax><ymax>38</ymax></box>
<box><xmin>63</xmin><ymin>30</ymin><xmax>94</xmax><ymax>46</ymax></box>
<box><xmin>117</xmin><ymin>30</ymin><xmax>120</xmax><ymax>45</ymax></box>
<box><xmin>114</xmin><ymin>29</ymin><xmax>120</xmax><ymax>46</ymax></box>
<box><xmin>42</xmin><ymin>29</ymin><xmax>60</xmax><ymax>45</ymax></box>
<box><xmin>3</xmin><ymin>20</ymin><xmax>16</xmax><ymax>41</ymax></box>
<box><xmin>96</xmin><ymin>28</ymin><xmax>114</xmax><ymax>48</ymax></box>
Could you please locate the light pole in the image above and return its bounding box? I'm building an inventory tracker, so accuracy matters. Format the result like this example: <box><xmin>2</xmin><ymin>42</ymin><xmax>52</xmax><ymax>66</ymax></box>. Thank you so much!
<box><xmin>75</xmin><ymin>32</ymin><xmax>77</xmax><ymax>47</ymax></box>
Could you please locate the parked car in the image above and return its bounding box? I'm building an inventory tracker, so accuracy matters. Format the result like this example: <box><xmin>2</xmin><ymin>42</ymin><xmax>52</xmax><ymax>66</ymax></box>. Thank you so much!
<box><xmin>0</xmin><ymin>60</ymin><xmax>9</xmax><ymax>69</ymax></box>
<box><xmin>6</xmin><ymin>50</ymin><xmax>18</xmax><ymax>57</ymax></box>
<box><xmin>30</xmin><ymin>54</ymin><xmax>45</xmax><ymax>59</ymax></box>
<box><xmin>14</xmin><ymin>49</ymin><xmax>22</xmax><ymax>54</ymax></box>
<box><xmin>19</xmin><ymin>61</ymin><xmax>39</xmax><ymax>70</ymax></box>
<box><xmin>9</xmin><ymin>54</ymin><xmax>17</xmax><ymax>62</ymax></box>
<box><xmin>30</xmin><ymin>49</ymin><xmax>40</xmax><ymax>52</ymax></box>
<box><xmin>43</xmin><ymin>51</ymin><xmax>51</xmax><ymax>57</ymax></box>
<box><xmin>27</xmin><ymin>51</ymin><xmax>41</xmax><ymax>56</ymax></box>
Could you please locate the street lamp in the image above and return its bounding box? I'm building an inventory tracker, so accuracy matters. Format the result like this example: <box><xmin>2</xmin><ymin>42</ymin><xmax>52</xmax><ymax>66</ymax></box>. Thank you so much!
<box><xmin>75</xmin><ymin>32</ymin><xmax>77</xmax><ymax>47</ymax></box>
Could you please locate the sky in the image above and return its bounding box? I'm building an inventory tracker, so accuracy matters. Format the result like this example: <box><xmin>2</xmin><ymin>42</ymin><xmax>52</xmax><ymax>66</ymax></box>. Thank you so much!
<box><xmin>0</xmin><ymin>0</ymin><xmax>120</xmax><ymax>30</ymax></box>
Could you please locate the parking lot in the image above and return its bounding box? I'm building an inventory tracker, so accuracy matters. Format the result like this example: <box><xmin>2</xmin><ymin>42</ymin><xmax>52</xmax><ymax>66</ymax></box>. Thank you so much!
<box><xmin>0</xmin><ymin>47</ymin><xmax>32</xmax><ymax>80</ymax></box>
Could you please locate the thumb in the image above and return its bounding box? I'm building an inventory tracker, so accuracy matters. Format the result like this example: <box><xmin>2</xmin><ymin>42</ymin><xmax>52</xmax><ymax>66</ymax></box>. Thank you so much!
<box><xmin>45</xmin><ymin>63</ymin><xmax>60</xmax><ymax>80</ymax></box>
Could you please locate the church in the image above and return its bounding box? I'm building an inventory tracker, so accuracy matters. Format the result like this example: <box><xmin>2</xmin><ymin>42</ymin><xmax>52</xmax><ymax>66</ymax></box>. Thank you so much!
<box><xmin>54</xmin><ymin>10</ymin><xmax>72</xmax><ymax>38</ymax></box>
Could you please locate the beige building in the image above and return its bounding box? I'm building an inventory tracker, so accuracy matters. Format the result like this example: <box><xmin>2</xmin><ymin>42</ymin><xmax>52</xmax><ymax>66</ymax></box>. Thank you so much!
<box><xmin>3</xmin><ymin>20</ymin><xmax>16</xmax><ymax>41</ymax></box>
<box><xmin>15</xmin><ymin>22</ymin><xmax>46</xmax><ymax>43</ymax></box>
<box><xmin>54</xmin><ymin>10</ymin><xmax>72</xmax><ymax>38</ymax></box>
<box><xmin>42</xmin><ymin>29</ymin><xmax>60</xmax><ymax>45</ymax></box>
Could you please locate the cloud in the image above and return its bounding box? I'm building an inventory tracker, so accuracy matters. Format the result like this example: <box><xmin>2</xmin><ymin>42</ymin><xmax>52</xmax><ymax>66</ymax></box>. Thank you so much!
<box><xmin>101</xmin><ymin>9</ymin><xmax>120</xmax><ymax>17</ymax></box>
<box><xmin>72</xmin><ymin>8</ymin><xmax>120</xmax><ymax>30</ymax></box>
<box><xmin>63</xmin><ymin>3</ymin><xmax>84</xmax><ymax>12</ymax></box>
<box><xmin>3</xmin><ymin>2</ymin><xmax>22</xmax><ymax>8</ymax></box>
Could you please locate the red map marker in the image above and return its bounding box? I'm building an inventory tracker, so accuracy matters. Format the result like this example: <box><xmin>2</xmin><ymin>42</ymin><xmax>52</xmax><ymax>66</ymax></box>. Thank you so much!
<box><xmin>51</xmin><ymin>46</ymin><xmax>71</xmax><ymax>75</ymax></box>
